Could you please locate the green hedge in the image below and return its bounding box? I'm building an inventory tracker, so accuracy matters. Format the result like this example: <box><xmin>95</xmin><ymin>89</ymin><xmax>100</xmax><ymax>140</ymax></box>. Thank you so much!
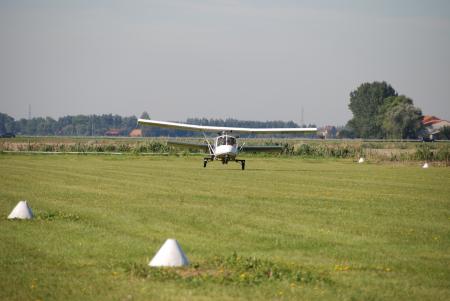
<box><xmin>1</xmin><ymin>139</ymin><xmax>449</xmax><ymax>162</ymax></box>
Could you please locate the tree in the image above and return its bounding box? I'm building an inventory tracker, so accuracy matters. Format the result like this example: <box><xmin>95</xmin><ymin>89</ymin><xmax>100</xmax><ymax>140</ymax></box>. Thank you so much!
<box><xmin>139</xmin><ymin>111</ymin><xmax>152</xmax><ymax>136</ymax></box>
<box><xmin>0</xmin><ymin>113</ymin><xmax>15</xmax><ymax>133</ymax></box>
<box><xmin>140</xmin><ymin>111</ymin><xmax>150</xmax><ymax>119</ymax></box>
<box><xmin>36</xmin><ymin>117</ymin><xmax>57</xmax><ymax>135</ymax></box>
<box><xmin>336</xmin><ymin>126</ymin><xmax>356</xmax><ymax>138</ymax></box>
<box><xmin>380</xmin><ymin>96</ymin><xmax>423</xmax><ymax>139</ymax></box>
<box><xmin>440</xmin><ymin>126</ymin><xmax>450</xmax><ymax>140</ymax></box>
<box><xmin>347</xmin><ymin>82</ymin><xmax>397</xmax><ymax>138</ymax></box>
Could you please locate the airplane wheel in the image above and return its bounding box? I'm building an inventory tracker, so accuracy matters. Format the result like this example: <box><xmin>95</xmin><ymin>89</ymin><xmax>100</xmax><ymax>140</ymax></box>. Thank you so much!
<box><xmin>203</xmin><ymin>160</ymin><xmax>207</xmax><ymax>168</ymax></box>
<box><xmin>241</xmin><ymin>161</ymin><xmax>245</xmax><ymax>170</ymax></box>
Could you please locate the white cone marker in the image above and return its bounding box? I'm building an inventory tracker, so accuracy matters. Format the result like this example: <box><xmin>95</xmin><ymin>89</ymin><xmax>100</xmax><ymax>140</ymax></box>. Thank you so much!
<box><xmin>358</xmin><ymin>157</ymin><xmax>365</xmax><ymax>163</ymax></box>
<box><xmin>8</xmin><ymin>201</ymin><xmax>34</xmax><ymax>219</ymax></box>
<box><xmin>149</xmin><ymin>239</ymin><xmax>189</xmax><ymax>267</ymax></box>
<box><xmin>422</xmin><ymin>162</ymin><xmax>429</xmax><ymax>169</ymax></box>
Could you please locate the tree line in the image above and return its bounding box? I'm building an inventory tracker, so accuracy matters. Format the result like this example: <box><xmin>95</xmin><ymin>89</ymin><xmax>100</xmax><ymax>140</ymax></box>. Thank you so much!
<box><xmin>0</xmin><ymin>113</ymin><xmax>138</xmax><ymax>136</ymax></box>
<box><xmin>0</xmin><ymin>112</ymin><xmax>311</xmax><ymax>137</ymax></box>
<box><xmin>0</xmin><ymin>81</ymin><xmax>441</xmax><ymax>139</ymax></box>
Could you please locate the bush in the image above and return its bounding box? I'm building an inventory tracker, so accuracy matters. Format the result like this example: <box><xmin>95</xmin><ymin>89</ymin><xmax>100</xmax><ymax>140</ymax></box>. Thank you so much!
<box><xmin>415</xmin><ymin>143</ymin><xmax>433</xmax><ymax>161</ymax></box>
<box><xmin>293</xmin><ymin>143</ymin><xmax>359</xmax><ymax>158</ymax></box>
<box><xmin>435</xmin><ymin>145</ymin><xmax>450</xmax><ymax>162</ymax></box>
<box><xmin>118</xmin><ymin>144</ymin><xmax>131</xmax><ymax>152</ymax></box>
<box><xmin>104</xmin><ymin>144</ymin><xmax>117</xmax><ymax>152</ymax></box>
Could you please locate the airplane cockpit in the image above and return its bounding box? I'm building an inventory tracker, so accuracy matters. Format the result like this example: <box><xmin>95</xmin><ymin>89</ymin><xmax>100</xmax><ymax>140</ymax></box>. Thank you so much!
<box><xmin>216</xmin><ymin>135</ymin><xmax>236</xmax><ymax>146</ymax></box>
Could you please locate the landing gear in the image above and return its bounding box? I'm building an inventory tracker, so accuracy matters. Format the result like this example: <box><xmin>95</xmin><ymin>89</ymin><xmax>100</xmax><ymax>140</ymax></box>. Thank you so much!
<box><xmin>203</xmin><ymin>157</ymin><xmax>245</xmax><ymax>170</ymax></box>
<box><xmin>236</xmin><ymin>159</ymin><xmax>245</xmax><ymax>170</ymax></box>
<box><xmin>203</xmin><ymin>156</ymin><xmax>214</xmax><ymax>168</ymax></box>
<box><xmin>222</xmin><ymin>156</ymin><xmax>229</xmax><ymax>164</ymax></box>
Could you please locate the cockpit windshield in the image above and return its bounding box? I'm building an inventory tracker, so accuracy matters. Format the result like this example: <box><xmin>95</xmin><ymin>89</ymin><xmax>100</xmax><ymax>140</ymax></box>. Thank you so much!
<box><xmin>217</xmin><ymin>135</ymin><xmax>236</xmax><ymax>146</ymax></box>
<box><xmin>226</xmin><ymin>136</ymin><xmax>236</xmax><ymax>145</ymax></box>
<box><xmin>217</xmin><ymin>136</ymin><xmax>225</xmax><ymax>146</ymax></box>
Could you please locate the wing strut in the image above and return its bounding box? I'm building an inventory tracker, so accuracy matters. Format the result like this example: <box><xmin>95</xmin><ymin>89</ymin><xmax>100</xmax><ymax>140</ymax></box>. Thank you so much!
<box><xmin>202</xmin><ymin>133</ymin><xmax>214</xmax><ymax>155</ymax></box>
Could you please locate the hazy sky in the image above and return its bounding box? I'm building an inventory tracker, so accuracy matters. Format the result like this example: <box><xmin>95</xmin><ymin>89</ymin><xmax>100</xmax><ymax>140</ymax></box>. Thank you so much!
<box><xmin>1</xmin><ymin>0</ymin><xmax>449</xmax><ymax>125</ymax></box>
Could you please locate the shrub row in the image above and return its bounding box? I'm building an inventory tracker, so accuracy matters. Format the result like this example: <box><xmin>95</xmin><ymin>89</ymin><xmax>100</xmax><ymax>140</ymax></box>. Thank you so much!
<box><xmin>1</xmin><ymin>140</ymin><xmax>449</xmax><ymax>162</ymax></box>
<box><xmin>288</xmin><ymin>143</ymin><xmax>361</xmax><ymax>158</ymax></box>
<box><xmin>0</xmin><ymin>141</ymin><xmax>173</xmax><ymax>154</ymax></box>
<box><xmin>415</xmin><ymin>143</ymin><xmax>450</xmax><ymax>161</ymax></box>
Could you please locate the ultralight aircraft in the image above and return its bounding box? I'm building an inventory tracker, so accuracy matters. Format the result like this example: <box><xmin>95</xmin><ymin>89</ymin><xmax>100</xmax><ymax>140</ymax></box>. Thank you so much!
<box><xmin>138</xmin><ymin>119</ymin><xmax>317</xmax><ymax>170</ymax></box>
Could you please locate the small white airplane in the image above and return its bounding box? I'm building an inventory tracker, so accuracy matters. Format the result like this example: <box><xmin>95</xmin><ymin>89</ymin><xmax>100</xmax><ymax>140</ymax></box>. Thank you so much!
<box><xmin>138</xmin><ymin>119</ymin><xmax>317</xmax><ymax>170</ymax></box>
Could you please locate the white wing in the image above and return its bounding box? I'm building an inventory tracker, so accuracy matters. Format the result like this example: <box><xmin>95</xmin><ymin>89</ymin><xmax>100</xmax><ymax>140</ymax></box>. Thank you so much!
<box><xmin>138</xmin><ymin>119</ymin><xmax>317</xmax><ymax>134</ymax></box>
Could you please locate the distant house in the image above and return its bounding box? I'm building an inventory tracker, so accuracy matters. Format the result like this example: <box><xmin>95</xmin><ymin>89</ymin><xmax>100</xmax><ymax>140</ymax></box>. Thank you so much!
<box><xmin>129</xmin><ymin>129</ymin><xmax>142</xmax><ymax>137</ymax></box>
<box><xmin>422</xmin><ymin>115</ymin><xmax>450</xmax><ymax>139</ymax></box>
<box><xmin>422</xmin><ymin>115</ymin><xmax>442</xmax><ymax>127</ymax></box>
<box><xmin>319</xmin><ymin>125</ymin><xmax>337</xmax><ymax>139</ymax></box>
<box><xmin>105</xmin><ymin>129</ymin><xmax>120</xmax><ymax>136</ymax></box>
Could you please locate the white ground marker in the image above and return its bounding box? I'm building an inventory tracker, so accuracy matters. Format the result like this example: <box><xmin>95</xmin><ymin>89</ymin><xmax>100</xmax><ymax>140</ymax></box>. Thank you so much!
<box><xmin>358</xmin><ymin>157</ymin><xmax>365</xmax><ymax>163</ymax></box>
<box><xmin>422</xmin><ymin>162</ymin><xmax>429</xmax><ymax>169</ymax></box>
<box><xmin>8</xmin><ymin>200</ymin><xmax>34</xmax><ymax>219</ymax></box>
<box><xmin>149</xmin><ymin>239</ymin><xmax>189</xmax><ymax>267</ymax></box>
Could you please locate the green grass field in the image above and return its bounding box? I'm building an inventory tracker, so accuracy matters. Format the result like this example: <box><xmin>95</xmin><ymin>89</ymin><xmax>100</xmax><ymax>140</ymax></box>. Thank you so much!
<box><xmin>1</xmin><ymin>154</ymin><xmax>449</xmax><ymax>300</ymax></box>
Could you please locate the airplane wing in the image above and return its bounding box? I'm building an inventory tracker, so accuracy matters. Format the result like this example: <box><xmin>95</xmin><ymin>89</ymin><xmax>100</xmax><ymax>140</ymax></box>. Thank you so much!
<box><xmin>167</xmin><ymin>140</ymin><xmax>210</xmax><ymax>152</ymax></box>
<box><xmin>240</xmin><ymin>145</ymin><xmax>284</xmax><ymax>153</ymax></box>
<box><xmin>138</xmin><ymin>119</ymin><xmax>317</xmax><ymax>134</ymax></box>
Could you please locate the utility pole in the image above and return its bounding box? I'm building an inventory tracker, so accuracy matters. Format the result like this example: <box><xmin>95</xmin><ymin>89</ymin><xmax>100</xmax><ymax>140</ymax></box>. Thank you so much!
<box><xmin>300</xmin><ymin>105</ymin><xmax>304</xmax><ymax>126</ymax></box>
<box><xmin>28</xmin><ymin>104</ymin><xmax>31</xmax><ymax>120</ymax></box>
<box><xmin>91</xmin><ymin>115</ymin><xmax>95</xmax><ymax>136</ymax></box>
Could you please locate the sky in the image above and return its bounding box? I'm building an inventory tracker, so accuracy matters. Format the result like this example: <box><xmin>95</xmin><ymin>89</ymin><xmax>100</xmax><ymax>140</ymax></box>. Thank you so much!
<box><xmin>0</xmin><ymin>0</ymin><xmax>449</xmax><ymax>126</ymax></box>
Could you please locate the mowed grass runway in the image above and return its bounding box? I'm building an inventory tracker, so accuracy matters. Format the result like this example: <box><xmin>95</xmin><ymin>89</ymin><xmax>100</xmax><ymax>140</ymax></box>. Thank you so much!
<box><xmin>0</xmin><ymin>154</ymin><xmax>449</xmax><ymax>300</ymax></box>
